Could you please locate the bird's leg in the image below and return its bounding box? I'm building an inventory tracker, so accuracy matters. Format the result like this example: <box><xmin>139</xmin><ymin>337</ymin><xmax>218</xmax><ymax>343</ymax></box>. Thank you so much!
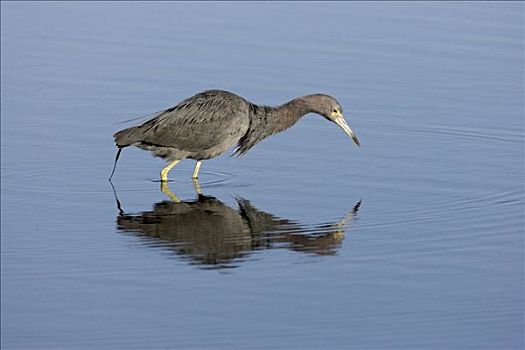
<box><xmin>160</xmin><ymin>160</ymin><xmax>180</xmax><ymax>182</ymax></box>
<box><xmin>160</xmin><ymin>182</ymin><xmax>181</xmax><ymax>202</ymax></box>
<box><xmin>191</xmin><ymin>161</ymin><xmax>202</xmax><ymax>179</ymax></box>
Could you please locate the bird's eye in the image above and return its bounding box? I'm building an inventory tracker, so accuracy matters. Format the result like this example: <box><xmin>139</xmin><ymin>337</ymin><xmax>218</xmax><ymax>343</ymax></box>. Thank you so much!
<box><xmin>333</xmin><ymin>108</ymin><xmax>338</xmax><ymax>113</ymax></box>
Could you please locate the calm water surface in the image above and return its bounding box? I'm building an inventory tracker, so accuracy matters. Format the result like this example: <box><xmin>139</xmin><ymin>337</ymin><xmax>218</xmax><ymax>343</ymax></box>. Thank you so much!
<box><xmin>1</xmin><ymin>2</ymin><xmax>523</xmax><ymax>349</ymax></box>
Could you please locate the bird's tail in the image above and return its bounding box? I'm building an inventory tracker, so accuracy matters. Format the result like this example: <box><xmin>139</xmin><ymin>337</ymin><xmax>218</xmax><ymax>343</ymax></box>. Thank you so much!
<box><xmin>113</xmin><ymin>126</ymin><xmax>143</xmax><ymax>147</ymax></box>
<box><xmin>111</xmin><ymin>123</ymin><xmax>149</xmax><ymax>180</ymax></box>
<box><xmin>108</xmin><ymin>147</ymin><xmax>123</xmax><ymax>181</ymax></box>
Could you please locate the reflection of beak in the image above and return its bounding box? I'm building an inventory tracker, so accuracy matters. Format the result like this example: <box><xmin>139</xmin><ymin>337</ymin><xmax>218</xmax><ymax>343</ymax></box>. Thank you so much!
<box><xmin>334</xmin><ymin>116</ymin><xmax>360</xmax><ymax>147</ymax></box>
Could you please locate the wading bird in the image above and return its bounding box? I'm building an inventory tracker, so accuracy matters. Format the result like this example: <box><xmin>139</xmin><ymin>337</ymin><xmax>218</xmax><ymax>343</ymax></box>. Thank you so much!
<box><xmin>110</xmin><ymin>90</ymin><xmax>360</xmax><ymax>181</ymax></box>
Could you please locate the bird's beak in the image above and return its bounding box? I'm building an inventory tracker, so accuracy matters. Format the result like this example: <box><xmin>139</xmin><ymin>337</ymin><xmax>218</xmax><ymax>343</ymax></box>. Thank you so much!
<box><xmin>334</xmin><ymin>116</ymin><xmax>360</xmax><ymax>147</ymax></box>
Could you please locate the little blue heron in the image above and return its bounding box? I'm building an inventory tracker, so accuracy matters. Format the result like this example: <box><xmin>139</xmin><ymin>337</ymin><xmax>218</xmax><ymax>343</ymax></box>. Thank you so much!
<box><xmin>110</xmin><ymin>90</ymin><xmax>360</xmax><ymax>181</ymax></box>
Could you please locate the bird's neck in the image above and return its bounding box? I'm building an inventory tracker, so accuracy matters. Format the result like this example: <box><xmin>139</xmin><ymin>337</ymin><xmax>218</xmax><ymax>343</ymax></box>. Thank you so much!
<box><xmin>269</xmin><ymin>97</ymin><xmax>313</xmax><ymax>133</ymax></box>
<box><xmin>237</xmin><ymin>97</ymin><xmax>314</xmax><ymax>156</ymax></box>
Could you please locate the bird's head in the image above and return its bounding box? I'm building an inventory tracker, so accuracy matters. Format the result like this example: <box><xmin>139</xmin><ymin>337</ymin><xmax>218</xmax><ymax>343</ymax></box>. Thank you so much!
<box><xmin>302</xmin><ymin>94</ymin><xmax>360</xmax><ymax>147</ymax></box>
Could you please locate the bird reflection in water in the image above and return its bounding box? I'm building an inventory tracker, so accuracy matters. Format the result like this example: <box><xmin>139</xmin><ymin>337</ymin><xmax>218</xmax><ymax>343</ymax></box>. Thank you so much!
<box><xmin>113</xmin><ymin>181</ymin><xmax>361</xmax><ymax>269</ymax></box>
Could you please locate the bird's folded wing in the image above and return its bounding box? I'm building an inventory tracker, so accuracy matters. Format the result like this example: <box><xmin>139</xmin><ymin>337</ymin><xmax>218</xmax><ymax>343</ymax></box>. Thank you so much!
<box><xmin>138</xmin><ymin>94</ymin><xmax>250</xmax><ymax>152</ymax></box>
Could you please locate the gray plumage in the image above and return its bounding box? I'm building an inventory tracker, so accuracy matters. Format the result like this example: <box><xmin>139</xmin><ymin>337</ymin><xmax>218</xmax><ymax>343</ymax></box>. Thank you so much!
<box><xmin>115</xmin><ymin>90</ymin><xmax>250</xmax><ymax>160</ymax></box>
<box><xmin>111</xmin><ymin>89</ymin><xmax>360</xmax><ymax>180</ymax></box>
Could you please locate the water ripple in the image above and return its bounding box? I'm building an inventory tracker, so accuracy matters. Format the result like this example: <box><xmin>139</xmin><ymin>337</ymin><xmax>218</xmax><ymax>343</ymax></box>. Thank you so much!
<box><xmin>403</xmin><ymin>125</ymin><xmax>523</xmax><ymax>144</ymax></box>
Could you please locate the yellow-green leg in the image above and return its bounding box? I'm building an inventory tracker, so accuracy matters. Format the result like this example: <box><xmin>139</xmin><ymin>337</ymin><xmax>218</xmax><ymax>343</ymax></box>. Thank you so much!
<box><xmin>160</xmin><ymin>160</ymin><xmax>180</xmax><ymax>182</ymax></box>
<box><xmin>192</xmin><ymin>161</ymin><xmax>202</xmax><ymax>179</ymax></box>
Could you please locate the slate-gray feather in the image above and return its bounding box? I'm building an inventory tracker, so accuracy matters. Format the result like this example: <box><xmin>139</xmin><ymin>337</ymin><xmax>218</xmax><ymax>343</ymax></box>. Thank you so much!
<box><xmin>110</xmin><ymin>89</ymin><xmax>360</xmax><ymax>182</ymax></box>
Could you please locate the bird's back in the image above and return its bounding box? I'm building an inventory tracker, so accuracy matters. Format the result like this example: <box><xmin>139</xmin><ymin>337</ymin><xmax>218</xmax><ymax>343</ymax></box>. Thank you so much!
<box><xmin>114</xmin><ymin>90</ymin><xmax>251</xmax><ymax>160</ymax></box>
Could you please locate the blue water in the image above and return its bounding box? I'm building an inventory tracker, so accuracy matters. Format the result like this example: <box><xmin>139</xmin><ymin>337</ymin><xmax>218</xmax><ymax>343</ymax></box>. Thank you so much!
<box><xmin>1</xmin><ymin>2</ymin><xmax>523</xmax><ymax>349</ymax></box>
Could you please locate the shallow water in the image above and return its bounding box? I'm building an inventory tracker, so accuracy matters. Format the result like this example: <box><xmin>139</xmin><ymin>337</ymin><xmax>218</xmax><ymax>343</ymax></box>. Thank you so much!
<box><xmin>1</xmin><ymin>2</ymin><xmax>523</xmax><ymax>349</ymax></box>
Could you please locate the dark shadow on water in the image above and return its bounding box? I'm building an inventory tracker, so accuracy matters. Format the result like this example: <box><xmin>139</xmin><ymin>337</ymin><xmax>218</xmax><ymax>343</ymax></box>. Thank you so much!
<box><xmin>112</xmin><ymin>181</ymin><xmax>361</xmax><ymax>269</ymax></box>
